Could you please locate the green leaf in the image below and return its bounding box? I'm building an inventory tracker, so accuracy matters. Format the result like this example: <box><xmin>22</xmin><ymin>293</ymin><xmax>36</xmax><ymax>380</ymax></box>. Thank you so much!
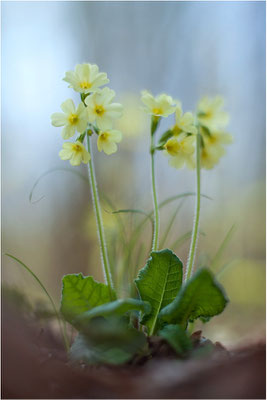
<box><xmin>74</xmin><ymin>298</ymin><xmax>151</xmax><ymax>325</ymax></box>
<box><xmin>159</xmin><ymin>268</ymin><xmax>228</xmax><ymax>328</ymax></box>
<box><xmin>158</xmin><ymin>324</ymin><xmax>192</xmax><ymax>355</ymax></box>
<box><xmin>135</xmin><ymin>249</ymin><xmax>183</xmax><ymax>335</ymax></box>
<box><xmin>60</xmin><ymin>273</ymin><xmax>116</xmax><ymax>324</ymax></box>
<box><xmin>70</xmin><ymin>318</ymin><xmax>147</xmax><ymax>365</ymax></box>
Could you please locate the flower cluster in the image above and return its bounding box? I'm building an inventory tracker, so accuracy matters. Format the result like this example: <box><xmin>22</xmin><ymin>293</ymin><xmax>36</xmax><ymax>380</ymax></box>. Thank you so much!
<box><xmin>51</xmin><ymin>63</ymin><xmax>123</xmax><ymax>165</ymax></box>
<box><xmin>197</xmin><ymin>96</ymin><xmax>232</xmax><ymax>169</ymax></box>
<box><xmin>141</xmin><ymin>91</ymin><xmax>232</xmax><ymax>170</ymax></box>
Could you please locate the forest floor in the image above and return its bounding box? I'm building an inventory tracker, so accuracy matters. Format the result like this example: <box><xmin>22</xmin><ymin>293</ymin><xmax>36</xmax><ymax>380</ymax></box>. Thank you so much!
<box><xmin>2</xmin><ymin>301</ymin><xmax>266</xmax><ymax>399</ymax></box>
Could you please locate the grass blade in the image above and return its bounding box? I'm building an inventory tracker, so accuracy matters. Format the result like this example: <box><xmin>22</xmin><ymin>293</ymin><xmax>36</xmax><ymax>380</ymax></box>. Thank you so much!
<box><xmin>109</xmin><ymin>192</ymin><xmax>211</xmax><ymax>295</ymax></box>
<box><xmin>112</xmin><ymin>208</ymin><xmax>153</xmax><ymax>223</ymax></box>
<box><xmin>159</xmin><ymin>201</ymin><xmax>184</xmax><ymax>249</ymax></box>
<box><xmin>29</xmin><ymin>167</ymin><xmax>87</xmax><ymax>204</ymax></box>
<box><xmin>159</xmin><ymin>192</ymin><xmax>212</xmax><ymax>209</ymax></box>
<box><xmin>210</xmin><ymin>224</ymin><xmax>236</xmax><ymax>272</ymax></box>
<box><xmin>4</xmin><ymin>253</ymin><xmax>70</xmax><ymax>350</ymax></box>
<box><xmin>216</xmin><ymin>259</ymin><xmax>240</xmax><ymax>280</ymax></box>
<box><xmin>170</xmin><ymin>230</ymin><xmax>206</xmax><ymax>251</ymax></box>
<box><xmin>119</xmin><ymin>192</ymin><xmax>211</xmax><ymax>263</ymax></box>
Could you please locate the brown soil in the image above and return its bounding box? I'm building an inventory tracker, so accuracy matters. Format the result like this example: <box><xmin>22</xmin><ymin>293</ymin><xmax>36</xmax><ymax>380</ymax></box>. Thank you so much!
<box><xmin>2</xmin><ymin>302</ymin><xmax>266</xmax><ymax>399</ymax></box>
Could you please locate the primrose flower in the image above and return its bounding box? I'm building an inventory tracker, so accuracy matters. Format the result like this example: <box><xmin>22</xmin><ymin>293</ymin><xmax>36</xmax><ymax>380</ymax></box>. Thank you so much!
<box><xmin>59</xmin><ymin>141</ymin><xmax>90</xmax><ymax>166</ymax></box>
<box><xmin>63</xmin><ymin>63</ymin><xmax>109</xmax><ymax>94</ymax></box>
<box><xmin>197</xmin><ymin>96</ymin><xmax>229</xmax><ymax>130</ymax></box>
<box><xmin>164</xmin><ymin>134</ymin><xmax>196</xmax><ymax>169</ymax></box>
<box><xmin>172</xmin><ymin>105</ymin><xmax>197</xmax><ymax>136</ymax></box>
<box><xmin>51</xmin><ymin>99</ymin><xmax>87</xmax><ymax>140</ymax></box>
<box><xmin>141</xmin><ymin>90</ymin><xmax>176</xmax><ymax>117</ymax></box>
<box><xmin>85</xmin><ymin>87</ymin><xmax>123</xmax><ymax>130</ymax></box>
<box><xmin>97</xmin><ymin>130</ymin><xmax>122</xmax><ymax>155</ymax></box>
<box><xmin>200</xmin><ymin>129</ymin><xmax>233</xmax><ymax>169</ymax></box>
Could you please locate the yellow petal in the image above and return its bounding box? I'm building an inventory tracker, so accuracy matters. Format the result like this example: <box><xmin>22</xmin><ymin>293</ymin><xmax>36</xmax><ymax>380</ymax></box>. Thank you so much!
<box><xmin>61</xmin><ymin>99</ymin><xmax>75</xmax><ymax>114</ymax></box>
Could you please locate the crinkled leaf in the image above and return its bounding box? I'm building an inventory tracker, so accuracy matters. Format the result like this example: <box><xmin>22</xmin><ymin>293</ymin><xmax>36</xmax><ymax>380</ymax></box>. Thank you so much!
<box><xmin>74</xmin><ymin>298</ymin><xmax>151</xmax><ymax>326</ymax></box>
<box><xmin>60</xmin><ymin>273</ymin><xmax>115</xmax><ymax>324</ymax></box>
<box><xmin>135</xmin><ymin>249</ymin><xmax>183</xmax><ymax>335</ymax></box>
<box><xmin>158</xmin><ymin>324</ymin><xmax>192</xmax><ymax>355</ymax></box>
<box><xmin>70</xmin><ymin>318</ymin><xmax>147</xmax><ymax>365</ymax></box>
<box><xmin>159</xmin><ymin>268</ymin><xmax>228</xmax><ymax>328</ymax></box>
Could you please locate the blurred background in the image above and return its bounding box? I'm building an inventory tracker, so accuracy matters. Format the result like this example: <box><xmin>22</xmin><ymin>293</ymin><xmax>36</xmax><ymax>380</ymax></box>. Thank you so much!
<box><xmin>2</xmin><ymin>1</ymin><xmax>265</xmax><ymax>347</ymax></box>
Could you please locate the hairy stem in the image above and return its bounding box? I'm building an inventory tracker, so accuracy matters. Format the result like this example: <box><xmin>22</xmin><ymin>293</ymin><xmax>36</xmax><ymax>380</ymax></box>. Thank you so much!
<box><xmin>185</xmin><ymin>131</ymin><xmax>201</xmax><ymax>281</ymax></box>
<box><xmin>150</xmin><ymin>135</ymin><xmax>160</xmax><ymax>252</ymax></box>
<box><xmin>86</xmin><ymin>134</ymin><xmax>115</xmax><ymax>300</ymax></box>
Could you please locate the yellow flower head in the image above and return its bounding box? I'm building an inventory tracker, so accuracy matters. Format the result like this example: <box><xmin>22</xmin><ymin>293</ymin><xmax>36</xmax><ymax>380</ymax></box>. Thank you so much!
<box><xmin>200</xmin><ymin>129</ymin><xmax>233</xmax><ymax>169</ymax></box>
<box><xmin>51</xmin><ymin>99</ymin><xmax>88</xmax><ymax>140</ymax></box>
<box><xmin>85</xmin><ymin>87</ymin><xmax>123</xmax><ymax>130</ymax></box>
<box><xmin>141</xmin><ymin>90</ymin><xmax>176</xmax><ymax>117</ymax></box>
<box><xmin>197</xmin><ymin>96</ymin><xmax>229</xmax><ymax>130</ymax></box>
<box><xmin>164</xmin><ymin>134</ymin><xmax>196</xmax><ymax>169</ymax></box>
<box><xmin>59</xmin><ymin>141</ymin><xmax>90</xmax><ymax>166</ymax></box>
<box><xmin>97</xmin><ymin>129</ymin><xmax>122</xmax><ymax>155</ymax></box>
<box><xmin>172</xmin><ymin>104</ymin><xmax>197</xmax><ymax>136</ymax></box>
<box><xmin>63</xmin><ymin>63</ymin><xmax>109</xmax><ymax>94</ymax></box>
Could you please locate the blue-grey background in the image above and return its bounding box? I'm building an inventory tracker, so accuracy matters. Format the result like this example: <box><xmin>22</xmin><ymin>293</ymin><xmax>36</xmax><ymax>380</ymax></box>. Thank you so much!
<box><xmin>2</xmin><ymin>1</ymin><xmax>265</xmax><ymax>345</ymax></box>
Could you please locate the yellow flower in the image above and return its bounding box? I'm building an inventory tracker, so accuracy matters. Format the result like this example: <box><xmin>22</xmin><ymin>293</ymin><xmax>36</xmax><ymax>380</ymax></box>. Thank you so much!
<box><xmin>172</xmin><ymin>105</ymin><xmax>197</xmax><ymax>135</ymax></box>
<box><xmin>63</xmin><ymin>63</ymin><xmax>109</xmax><ymax>94</ymax></box>
<box><xmin>164</xmin><ymin>134</ymin><xmax>196</xmax><ymax>169</ymax></box>
<box><xmin>200</xmin><ymin>130</ymin><xmax>233</xmax><ymax>169</ymax></box>
<box><xmin>59</xmin><ymin>141</ymin><xmax>90</xmax><ymax>166</ymax></box>
<box><xmin>85</xmin><ymin>87</ymin><xmax>123</xmax><ymax>130</ymax></box>
<box><xmin>197</xmin><ymin>96</ymin><xmax>229</xmax><ymax>130</ymax></box>
<box><xmin>97</xmin><ymin>130</ymin><xmax>122</xmax><ymax>155</ymax></box>
<box><xmin>51</xmin><ymin>99</ymin><xmax>87</xmax><ymax>140</ymax></box>
<box><xmin>141</xmin><ymin>90</ymin><xmax>176</xmax><ymax>117</ymax></box>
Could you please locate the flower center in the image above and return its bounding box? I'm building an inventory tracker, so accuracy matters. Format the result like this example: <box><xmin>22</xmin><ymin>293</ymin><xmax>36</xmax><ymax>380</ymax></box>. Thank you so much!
<box><xmin>68</xmin><ymin>114</ymin><xmax>78</xmax><ymax>125</ymax></box>
<box><xmin>80</xmin><ymin>81</ymin><xmax>91</xmax><ymax>89</ymax></box>
<box><xmin>165</xmin><ymin>140</ymin><xmax>180</xmax><ymax>156</ymax></box>
<box><xmin>72</xmin><ymin>144</ymin><xmax>82</xmax><ymax>153</ymax></box>
<box><xmin>204</xmin><ymin>110</ymin><xmax>213</xmax><ymax>119</ymax></box>
<box><xmin>100</xmin><ymin>132</ymin><xmax>109</xmax><ymax>142</ymax></box>
<box><xmin>95</xmin><ymin>105</ymin><xmax>105</xmax><ymax>116</ymax></box>
<box><xmin>152</xmin><ymin>107</ymin><xmax>163</xmax><ymax>116</ymax></box>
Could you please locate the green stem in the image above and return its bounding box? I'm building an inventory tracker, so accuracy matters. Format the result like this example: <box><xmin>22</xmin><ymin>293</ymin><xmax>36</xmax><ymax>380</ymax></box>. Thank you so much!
<box><xmin>150</xmin><ymin>136</ymin><xmax>160</xmax><ymax>252</ymax></box>
<box><xmin>86</xmin><ymin>134</ymin><xmax>115</xmax><ymax>300</ymax></box>
<box><xmin>5</xmin><ymin>253</ymin><xmax>70</xmax><ymax>351</ymax></box>
<box><xmin>185</xmin><ymin>130</ymin><xmax>201</xmax><ymax>281</ymax></box>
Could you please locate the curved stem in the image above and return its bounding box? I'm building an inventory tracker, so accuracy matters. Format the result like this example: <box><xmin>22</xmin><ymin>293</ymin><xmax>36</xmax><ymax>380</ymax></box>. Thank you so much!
<box><xmin>86</xmin><ymin>134</ymin><xmax>115</xmax><ymax>300</ymax></box>
<box><xmin>185</xmin><ymin>131</ymin><xmax>201</xmax><ymax>281</ymax></box>
<box><xmin>150</xmin><ymin>134</ymin><xmax>160</xmax><ymax>252</ymax></box>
